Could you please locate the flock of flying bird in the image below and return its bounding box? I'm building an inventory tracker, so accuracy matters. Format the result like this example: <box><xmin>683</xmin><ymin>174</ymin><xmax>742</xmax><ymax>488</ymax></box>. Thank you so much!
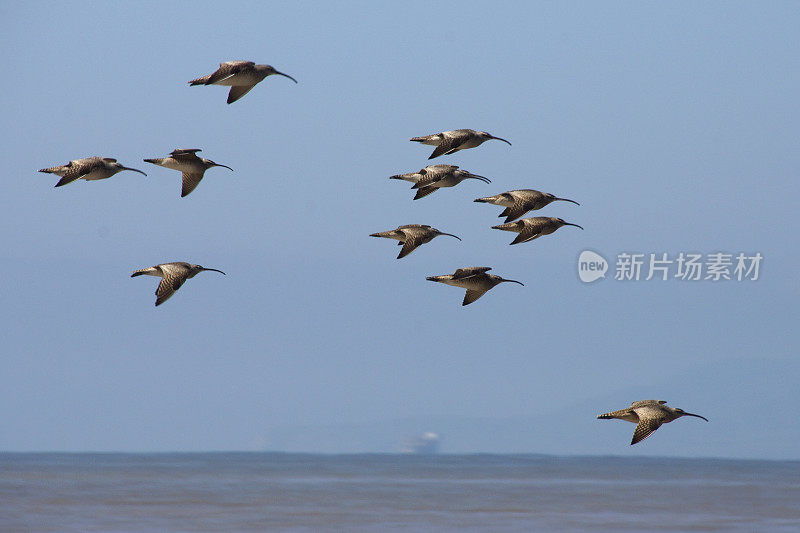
<box><xmin>373</xmin><ymin>127</ymin><xmax>708</xmax><ymax>444</ymax></box>
<box><xmin>36</xmin><ymin>59</ymin><xmax>707</xmax><ymax>446</ymax></box>
<box><xmin>373</xmin><ymin>128</ymin><xmax>585</xmax><ymax>306</ymax></box>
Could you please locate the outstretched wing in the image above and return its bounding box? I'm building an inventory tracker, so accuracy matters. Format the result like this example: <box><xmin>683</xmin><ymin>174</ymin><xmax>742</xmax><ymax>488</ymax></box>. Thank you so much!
<box><xmin>631</xmin><ymin>400</ymin><xmax>667</xmax><ymax>409</ymax></box>
<box><xmin>631</xmin><ymin>416</ymin><xmax>663</xmax><ymax>445</ymax></box>
<box><xmin>453</xmin><ymin>267</ymin><xmax>492</xmax><ymax>279</ymax></box>
<box><xmin>510</xmin><ymin>229</ymin><xmax>542</xmax><ymax>245</ymax></box>
<box><xmin>510</xmin><ymin>219</ymin><xmax>550</xmax><ymax>245</ymax></box>
<box><xmin>397</xmin><ymin>235</ymin><xmax>423</xmax><ymax>259</ymax></box>
<box><xmin>171</xmin><ymin>149</ymin><xmax>202</xmax><ymax>161</ymax></box>
<box><xmin>227</xmin><ymin>85</ymin><xmax>255</xmax><ymax>104</ymax></box>
<box><xmin>462</xmin><ymin>289</ymin><xmax>489</xmax><ymax>306</ymax></box>
<box><xmin>502</xmin><ymin>202</ymin><xmax>532</xmax><ymax>224</ymax></box>
<box><xmin>205</xmin><ymin>61</ymin><xmax>254</xmax><ymax>85</ymax></box>
<box><xmin>54</xmin><ymin>159</ymin><xmax>97</xmax><ymax>187</ymax></box>
<box><xmin>154</xmin><ymin>266</ymin><xmax>189</xmax><ymax>306</ymax></box>
<box><xmin>413</xmin><ymin>186</ymin><xmax>438</xmax><ymax>200</ymax></box>
<box><xmin>413</xmin><ymin>165</ymin><xmax>455</xmax><ymax>188</ymax></box>
<box><xmin>428</xmin><ymin>131</ymin><xmax>472</xmax><ymax>159</ymax></box>
<box><xmin>181</xmin><ymin>172</ymin><xmax>205</xmax><ymax>197</ymax></box>
<box><xmin>397</xmin><ymin>224</ymin><xmax>431</xmax><ymax>230</ymax></box>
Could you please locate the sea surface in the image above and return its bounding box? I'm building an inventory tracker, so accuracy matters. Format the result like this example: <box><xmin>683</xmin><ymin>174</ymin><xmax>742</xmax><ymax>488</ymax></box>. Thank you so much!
<box><xmin>1</xmin><ymin>453</ymin><xmax>799</xmax><ymax>532</ymax></box>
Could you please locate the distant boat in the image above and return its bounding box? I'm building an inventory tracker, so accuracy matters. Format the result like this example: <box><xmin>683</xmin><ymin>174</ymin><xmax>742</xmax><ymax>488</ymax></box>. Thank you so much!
<box><xmin>400</xmin><ymin>432</ymin><xmax>440</xmax><ymax>454</ymax></box>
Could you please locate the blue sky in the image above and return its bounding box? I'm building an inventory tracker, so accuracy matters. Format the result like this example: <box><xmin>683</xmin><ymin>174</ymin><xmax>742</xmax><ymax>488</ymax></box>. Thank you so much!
<box><xmin>1</xmin><ymin>2</ymin><xmax>798</xmax><ymax>457</ymax></box>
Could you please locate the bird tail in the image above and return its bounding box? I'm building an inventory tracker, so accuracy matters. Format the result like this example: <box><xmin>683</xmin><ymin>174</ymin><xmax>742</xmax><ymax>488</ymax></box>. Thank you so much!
<box><xmin>39</xmin><ymin>166</ymin><xmax>60</xmax><ymax>174</ymax></box>
<box><xmin>491</xmin><ymin>222</ymin><xmax>518</xmax><ymax>232</ymax></box>
<box><xmin>596</xmin><ymin>413</ymin><xmax>615</xmax><ymax>419</ymax></box>
<box><xmin>130</xmin><ymin>267</ymin><xmax>158</xmax><ymax>278</ymax></box>
<box><xmin>188</xmin><ymin>75</ymin><xmax>212</xmax><ymax>86</ymax></box>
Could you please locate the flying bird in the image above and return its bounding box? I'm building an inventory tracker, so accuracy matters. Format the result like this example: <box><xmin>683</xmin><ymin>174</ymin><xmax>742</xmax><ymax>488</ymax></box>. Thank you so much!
<box><xmin>131</xmin><ymin>262</ymin><xmax>225</xmax><ymax>306</ymax></box>
<box><xmin>475</xmin><ymin>189</ymin><xmax>580</xmax><ymax>223</ymax></box>
<box><xmin>597</xmin><ymin>400</ymin><xmax>709</xmax><ymax>445</ymax></box>
<box><xmin>390</xmin><ymin>164</ymin><xmax>491</xmax><ymax>200</ymax></box>
<box><xmin>426</xmin><ymin>267</ymin><xmax>523</xmax><ymax>306</ymax></box>
<box><xmin>189</xmin><ymin>61</ymin><xmax>297</xmax><ymax>104</ymax></box>
<box><xmin>143</xmin><ymin>149</ymin><xmax>233</xmax><ymax>197</ymax></box>
<box><xmin>39</xmin><ymin>157</ymin><xmax>146</xmax><ymax>187</ymax></box>
<box><xmin>370</xmin><ymin>224</ymin><xmax>461</xmax><ymax>259</ymax></box>
<box><xmin>492</xmin><ymin>216</ymin><xmax>583</xmax><ymax>245</ymax></box>
<box><xmin>410</xmin><ymin>129</ymin><xmax>511</xmax><ymax>159</ymax></box>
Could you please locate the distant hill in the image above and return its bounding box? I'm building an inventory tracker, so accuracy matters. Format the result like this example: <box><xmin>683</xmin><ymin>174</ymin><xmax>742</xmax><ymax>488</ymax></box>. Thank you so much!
<box><xmin>263</xmin><ymin>358</ymin><xmax>798</xmax><ymax>459</ymax></box>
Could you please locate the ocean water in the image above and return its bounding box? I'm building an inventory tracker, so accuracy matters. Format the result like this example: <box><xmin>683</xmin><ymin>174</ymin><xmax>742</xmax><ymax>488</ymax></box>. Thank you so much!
<box><xmin>1</xmin><ymin>453</ymin><xmax>798</xmax><ymax>532</ymax></box>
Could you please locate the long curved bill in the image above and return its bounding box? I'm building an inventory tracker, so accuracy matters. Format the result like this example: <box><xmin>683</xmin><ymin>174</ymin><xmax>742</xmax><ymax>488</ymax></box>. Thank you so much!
<box><xmin>439</xmin><ymin>233</ymin><xmax>462</xmax><ymax>241</ymax></box>
<box><xmin>684</xmin><ymin>412</ymin><xmax>709</xmax><ymax>422</ymax></box>
<box><xmin>502</xmin><ymin>279</ymin><xmax>524</xmax><ymax>286</ymax></box>
<box><xmin>490</xmin><ymin>136</ymin><xmax>512</xmax><ymax>146</ymax></box>
<box><xmin>274</xmin><ymin>71</ymin><xmax>298</xmax><ymax>83</ymax></box>
<box><xmin>203</xmin><ymin>268</ymin><xmax>226</xmax><ymax>275</ymax></box>
<box><xmin>215</xmin><ymin>164</ymin><xmax>234</xmax><ymax>171</ymax></box>
<box><xmin>564</xmin><ymin>223</ymin><xmax>584</xmax><ymax>230</ymax></box>
<box><xmin>555</xmin><ymin>197</ymin><xmax>580</xmax><ymax>206</ymax></box>
<box><xmin>467</xmin><ymin>174</ymin><xmax>492</xmax><ymax>184</ymax></box>
<box><xmin>123</xmin><ymin>167</ymin><xmax>147</xmax><ymax>176</ymax></box>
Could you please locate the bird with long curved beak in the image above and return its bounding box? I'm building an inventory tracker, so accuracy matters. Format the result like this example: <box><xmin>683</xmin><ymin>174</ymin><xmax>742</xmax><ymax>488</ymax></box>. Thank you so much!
<box><xmin>143</xmin><ymin>148</ymin><xmax>233</xmax><ymax>197</ymax></box>
<box><xmin>426</xmin><ymin>266</ymin><xmax>523</xmax><ymax>306</ymax></box>
<box><xmin>131</xmin><ymin>262</ymin><xmax>226</xmax><ymax>307</ymax></box>
<box><xmin>492</xmin><ymin>216</ymin><xmax>583</xmax><ymax>245</ymax></box>
<box><xmin>597</xmin><ymin>400</ymin><xmax>709</xmax><ymax>445</ymax></box>
<box><xmin>39</xmin><ymin>157</ymin><xmax>147</xmax><ymax>187</ymax></box>
<box><xmin>475</xmin><ymin>189</ymin><xmax>580</xmax><ymax>223</ymax></box>
<box><xmin>189</xmin><ymin>60</ymin><xmax>297</xmax><ymax>104</ymax></box>
<box><xmin>390</xmin><ymin>164</ymin><xmax>491</xmax><ymax>200</ymax></box>
<box><xmin>370</xmin><ymin>224</ymin><xmax>461</xmax><ymax>259</ymax></box>
<box><xmin>410</xmin><ymin>129</ymin><xmax>511</xmax><ymax>159</ymax></box>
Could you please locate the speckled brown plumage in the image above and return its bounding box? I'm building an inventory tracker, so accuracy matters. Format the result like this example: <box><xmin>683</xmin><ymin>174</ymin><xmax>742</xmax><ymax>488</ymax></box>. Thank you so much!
<box><xmin>131</xmin><ymin>262</ymin><xmax>226</xmax><ymax>306</ymax></box>
<box><xmin>188</xmin><ymin>61</ymin><xmax>297</xmax><ymax>104</ymax></box>
<box><xmin>143</xmin><ymin>148</ymin><xmax>233</xmax><ymax>197</ymax></box>
<box><xmin>426</xmin><ymin>266</ymin><xmax>524</xmax><ymax>306</ymax></box>
<box><xmin>491</xmin><ymin>216</ymin><xmax>583</xmax><ymax>245</ymax></box>
<box><xmin>409</xmin><ymin>129</ymin><xmax>511</xmax><ymax>159</ymax></box>
<box><xmin>390</xmin><ymin>164</ymin><xmax>491</xmax><ymax>200</ymax></box>
<box><xmin>370</xmin><ymin>224</ymin><xmax>461</xmax><ymax>259</ymax></box>
<box><xmin>597</xmin><ymin>400</ymin><xmax>709</xmax><ymax>445</ymax></box>
<box><xmin>475</xmin><ymin>189</ymin><xmax>580</xmax><ymax>223</ymax></box>
<box><xmin>39</xmin><ymin>157</ymin><xmax>147</xmax><ymax>187</ymax></box>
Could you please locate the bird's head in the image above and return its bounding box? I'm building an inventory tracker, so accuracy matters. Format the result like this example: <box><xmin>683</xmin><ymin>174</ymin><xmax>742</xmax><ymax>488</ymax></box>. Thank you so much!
<box><xmin>114</xmin><ymin>162</ymin><xmax>147</xmax><ymax>176</ymax></box>
<box><xmin>262</xmin><ymin>65</ymin><xmax>298</xmax><ymax>83</ymax></box>
<box><xmin>479</xmin><ymin>131</ymin><xmax>512</xmax><ymax>146</ymax></box>
<box><xmin>195</xmin><ymin>265</ymin><xmax>226</xmax><ymax>275</ymax></box>
<box><xmin>673</xmin><ymin>408</ymin><xmax>709</xmax><ymax>422</ymax></box>
<box><xmin>207</xmin><ymin>159</ymin><xmax>233</xmax><ymax>171</ymax></box>
<box><xmin>557</xmin><ymin>218</ymin><xmax>583</xmax><ymax>230</ymax></box>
